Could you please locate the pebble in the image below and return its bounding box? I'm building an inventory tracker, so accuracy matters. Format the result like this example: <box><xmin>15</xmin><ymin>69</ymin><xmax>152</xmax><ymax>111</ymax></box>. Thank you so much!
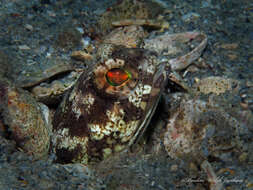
<box><xmin>18</xmin><ymin>45</ymin><xmax>31</xmax><ymax>50</ymax></box>
<box><xmin>240</xmin><ymin>102</ymin><xmax>249</xmax><ymax>109</ymax></box>
<box><xmin>47</xmin><ymin>10</ymin><xmax>56</xmax><ymax>17</ymax></box>
<box><xmin>24</xmin><ymin>24</ymin><xmax>33</xmax><ymax>31</ymax></box>
<box><xmin>181</xmin><ymin>12</ymin><xmax>200</xmax><ymax>22</ymax></box>
<box><xmin>189</xmin><ymin>162</ymin><xmax>198</xmax><ymax>172</ymax></box>
<box><xmin>170</xmin><ymin>164</ymin><xmax>178</xmax><ymax>172</ymax></box>
<box><xmin>71</xmin><ymin>50</ymin><xmax>93</xmax><ymax>61</ymax></box>
<box><xmin>220</xmin><ymin>43</ymin><xmax>239</xmax><ymax>50</ymax></box>
<box><xmin>185</xmin><ymin>65</ymin><xmax>199</xmax><ymax>73</ymax></box>
<box><xmin>201</xmin><ymin>0</ymin><xmax>211</xmax><ymax>8</ymax></box>
<box><xmin>227</xmin><ymin>53</ymin><xmax>238</xmax><ymax>60</ymax></box>
<box><xmin>247</xmin><ymin>183</ymin><xmax>253</xmax><ymax>188</ymax></box>
<box><xmin>239</xmin><ymin>152</ymin><xmax>248</xmax><ymax>162</ymax></box>
<box><xmin>246</xmin><ymin>80</ymin><xmax>253</xmax><ymax>87</ymax></box>
<box><xmin>76</xmin><ymin>27</ymin><xmax>84</xmax><ymax>34</ymax></box>
<box><xmin>81</xmin><ymin>36</ymin><xmax>91</xmax><ymax>48</ymax></box>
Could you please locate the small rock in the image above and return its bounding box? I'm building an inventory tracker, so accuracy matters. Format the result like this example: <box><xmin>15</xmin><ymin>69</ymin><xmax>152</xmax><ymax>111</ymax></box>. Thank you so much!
<box><xmin>24</xmin><ymin>24</ymin><xmax>33</xmax><ymax>31</ymax></box>
<box><xmin>201</xmin><ymin>1</ymin><xmax>211</xmax><ymax>8</ymax></box>
<box><xmin>247</xmin><ymin>183</ymin><xmax>253</xmax><ymax>188</ymax></box>
<box><xmin>189</xmin><ymin>162</ymin><xmax>198</xmax><ymax>172</ymax></box>
<box><xmin>170</xmin><ymin>164</ymin><xmax>178</xmax><ymax>172</ymax></box>
<box><xmin>246</xmin><ymin>80</ymin><xmax>253</xmax><ymax>87</ymax></box>
<box><xmin>81</xmin><ymin>36</ymin><xmax>91</xmax><ymax>49</ymax></box>
<box><xmin>194</xmin><ymin>77</ymin><xmax>200</xmax><ymax>83</ymax></box>
<box><xmin>182</xmin><ymin>12</ymin><xmax>200</xmax><ymax>22</ymax></box>
<box><xmin>239</xmin><ymin>152</ymin><xmax>248</xmax><ymax>162</ymax></box>
<box><xmin>71</xmin><ymin>51</ymin><xmax>93</xmax><ymax>61</ymax></box>
<box><xmin>217</xmin><ymin>168</ymin><xmax>235</xmax><ymax>175</ymax></box>
<box><xmin>47</xmin><ymin>10</ymin><xmax>56</xmax><ymax>17</ymax></box>
<box><xmin>186</xmin><ymin>65</ymin><xmax>199</xmax><ymax>73</ymax></box>
<box><xmin>18</xmin><ymin>45</ymin><xmax>31</xmax><ymax>50</ymax></box>
<box><xmin>240</xmin><ymin>102</ymin><xmax>249</xmax><ymax>109</ymax></box>
<box><xmin>220</xmin><ymin>43</ymin><xmax>238</xmax><ymax>50</ymax></box>
<box><xmin>76</xmin><ymin>27</ymin><xmax>84</xmax><ymax>34</ymax></box>
<box><xmin>227</xmin><ymin>53</ymin><xmax>238</xmax><ymax>60</ymax></box>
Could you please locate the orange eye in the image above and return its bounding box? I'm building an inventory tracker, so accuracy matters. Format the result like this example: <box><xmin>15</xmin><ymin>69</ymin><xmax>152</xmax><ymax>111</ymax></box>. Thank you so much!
<box><xmin>106</xmin><ymin>68</ymin><xmax>131</xmax><ymax>86</ymax></box>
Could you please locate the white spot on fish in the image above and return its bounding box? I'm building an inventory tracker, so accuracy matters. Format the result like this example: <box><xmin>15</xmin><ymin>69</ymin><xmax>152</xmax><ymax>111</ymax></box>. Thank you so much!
<box><xmin>143</xmin><ymin>85</ymin><xmax>152</xmax><ymax>94</ymax></box>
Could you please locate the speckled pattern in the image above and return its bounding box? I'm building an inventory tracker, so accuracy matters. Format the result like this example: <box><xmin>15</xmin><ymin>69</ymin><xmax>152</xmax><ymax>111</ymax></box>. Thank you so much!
<box><xmin>53</xmin><ymin>45</ymin><xmax>167</xmax><ymax>164</ymax></box>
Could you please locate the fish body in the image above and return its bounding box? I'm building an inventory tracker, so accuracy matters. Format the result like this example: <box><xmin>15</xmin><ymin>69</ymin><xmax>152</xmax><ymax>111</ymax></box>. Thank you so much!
<box><xmin>52</xmin><ymin>45</ymin><xmax>167</xmax><ymax>164</ymax></box>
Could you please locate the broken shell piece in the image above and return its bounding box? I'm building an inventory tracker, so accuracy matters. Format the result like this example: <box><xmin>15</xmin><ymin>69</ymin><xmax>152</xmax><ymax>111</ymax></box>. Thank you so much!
<box><xmin>194</xmin><ymin>76</ymin><xmax>238</xmax><ymax>95</ymax></box>
<box><xmin>0</xmin><ymin>79</ymin><xmax>51</xmax><ymax>159</ymax></box>
<box><xmin>31</xmin><ymin>71</ymin><xmax>82</xmax><ymax>105</ymax></box>
<box><xmin>168</xmin><ymin>71</ymin><xmax>192</xmax><ymax>93</ymax></box>
<box><xmin>143</xmin><ymin>32</ymin><xmax>207</xmax><ymax>71</ymax></box>
<box><xmin>17</xmin><ymin>62</ymin><xmax>75</xmax><ymax>88</ymax></box>
<box><xmin>167</xmin><ymin>32</ymin><xmax>207</xmax><ymax>71</ymax></box>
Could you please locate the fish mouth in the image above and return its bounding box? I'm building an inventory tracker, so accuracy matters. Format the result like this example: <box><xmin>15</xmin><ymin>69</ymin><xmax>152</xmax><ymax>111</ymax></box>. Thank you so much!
<box><xmin>130</xmin><ymin>91</ymin><xmax>162</xmax><ymax>147</ymax></box>
<box><xmin>130</xmin><ymin>62</ymin><xmax>167</xmax><ymax>146</ymax></box>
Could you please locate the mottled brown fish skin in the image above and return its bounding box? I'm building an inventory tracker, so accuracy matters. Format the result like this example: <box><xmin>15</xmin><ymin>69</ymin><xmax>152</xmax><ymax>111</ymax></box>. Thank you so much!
<box><xmin>52</xmin><ymin>45</ymin><xmax>166</xmax><ymax>164</ymax></box>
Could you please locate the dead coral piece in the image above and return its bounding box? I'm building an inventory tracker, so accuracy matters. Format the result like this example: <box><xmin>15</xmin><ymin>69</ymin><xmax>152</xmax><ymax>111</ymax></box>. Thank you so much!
<box><xmin>194</xmin><ymin>76</ymin><xmax>238</xmax><ymax>95</ymax></box>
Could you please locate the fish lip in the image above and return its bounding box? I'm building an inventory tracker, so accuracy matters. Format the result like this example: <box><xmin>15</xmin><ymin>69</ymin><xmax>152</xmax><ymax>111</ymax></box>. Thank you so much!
<box><xmin>130</xmin><ymin>89</ymin><xmax>163</xmax><ymax>147</ymax></box>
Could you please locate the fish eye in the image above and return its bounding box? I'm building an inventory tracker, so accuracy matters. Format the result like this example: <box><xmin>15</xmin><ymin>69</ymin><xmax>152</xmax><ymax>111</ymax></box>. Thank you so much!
<box><xmin>105</xmin><ymin>68</ymin><xmax>132</xmax><ymax>86</ymax></box>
